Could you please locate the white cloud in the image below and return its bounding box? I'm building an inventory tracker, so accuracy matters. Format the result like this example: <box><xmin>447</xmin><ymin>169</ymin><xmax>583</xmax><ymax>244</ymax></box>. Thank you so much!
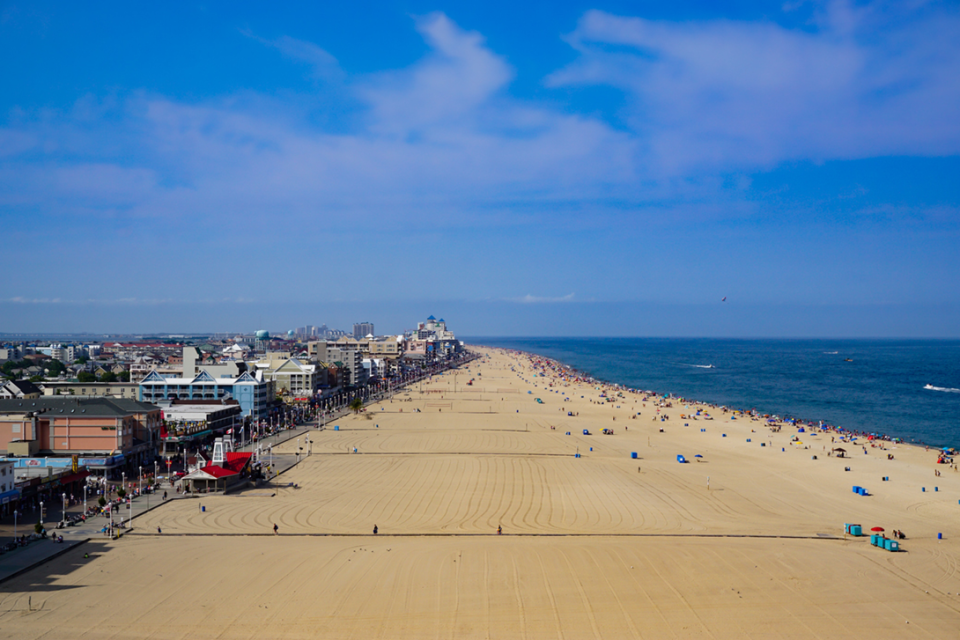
<box><xmin>241</xmin><ymin>30</ymin><xmax>343</xmax><ymax>81</ymax></box>
<box><xmin>549</xmin><ymin>1</ymin><xmax>960</xmax><ymax>173</ymax></box>
<box><xmin>0</xmin><ymin>3</ymin><xmax>956</xmax><ymax>235</ymax></box>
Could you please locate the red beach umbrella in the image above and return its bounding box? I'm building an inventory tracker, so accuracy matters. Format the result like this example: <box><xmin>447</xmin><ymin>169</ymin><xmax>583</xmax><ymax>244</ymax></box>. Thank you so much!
<box><xmin>871</xmin><ymin>527</ymin><xmax>885</xmax><ymax>532</ymax></box>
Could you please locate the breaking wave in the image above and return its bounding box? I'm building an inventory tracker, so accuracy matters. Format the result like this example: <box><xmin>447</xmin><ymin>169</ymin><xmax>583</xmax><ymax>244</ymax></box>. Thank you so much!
<box><xmin>924</xmin><ymin>384</ymin><xmax>960</xmax><ymax>393</ymax></box>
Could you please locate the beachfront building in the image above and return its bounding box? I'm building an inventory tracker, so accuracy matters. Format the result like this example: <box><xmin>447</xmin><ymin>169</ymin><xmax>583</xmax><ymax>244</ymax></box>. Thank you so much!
<box><xmin>0</xmin><ymin>459</ymin><xmax>18</xmax><ymax>516</ymax></box>
<box><xmin>139</xmin><ymin>370</ymin><xmax>273</xmax><ymax>420</ymax></box>
<box><xmin>39</xmin><ymin>381</ymin><xmax>139</xmax><ymax>399</ymax></box>
<box><xmin>254</xmin><ymin>354</ymin><xmax>324</xmax><ymax>398</ymax></box>
<box><xmin>181</xmin><ymin>346</ymin><xmax>247</xmax><ymax>379</ymax></box>
<box><xmin>158</xmin><ymin>402</ymin><xmax>242</xmax><ymax>459</ymax></box>
<box><xmin>0</xmin><ymin>397</ymin><xmax>162</xmax><ymax>474</ymax></box>
<box><xmin>364</xmin><ymin>336</ymin><xmax>404</xmax><ymax>358</ymax></box>
<box><xmin>362</xmin><ymin>358</ymin><xmax>386</xmax><ymax>380</ymax></box>
<box><xmin>413</xmin><ymin>316</ymin><xmax>462</xmax><ymax>358</ymax></box>
<box><xmin>307</xmin><ymin>339</ymin><xmax>368</xmax><ymax>387</ymax></box>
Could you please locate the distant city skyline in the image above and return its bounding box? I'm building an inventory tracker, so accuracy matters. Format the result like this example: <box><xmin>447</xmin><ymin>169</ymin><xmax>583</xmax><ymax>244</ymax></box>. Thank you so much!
<box><xmin>1</xmin><ymin>1</ymin><xmax>958</xmax><ymax>336</ymax></box>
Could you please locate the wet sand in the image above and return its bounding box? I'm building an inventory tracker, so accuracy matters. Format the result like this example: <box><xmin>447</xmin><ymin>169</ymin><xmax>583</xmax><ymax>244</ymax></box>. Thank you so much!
<box><xmin>2</xmin><ymin>346</ymin><xmax>959</xmax><ymax>638</ymax></box>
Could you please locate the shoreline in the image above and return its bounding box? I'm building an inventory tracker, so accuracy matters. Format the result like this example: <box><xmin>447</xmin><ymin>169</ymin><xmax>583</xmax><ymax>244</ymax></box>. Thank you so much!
<box><xmin>468</xmin><ymin>339</ymin><xmax>959</xmax><ymax>452</ymax></box>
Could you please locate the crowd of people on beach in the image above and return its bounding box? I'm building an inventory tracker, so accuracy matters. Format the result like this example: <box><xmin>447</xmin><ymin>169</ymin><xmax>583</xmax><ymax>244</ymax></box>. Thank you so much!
<box><xmin>502</xmin><ymin>347</ymin><xmax>957</xmax><ymax>467</ymax></box>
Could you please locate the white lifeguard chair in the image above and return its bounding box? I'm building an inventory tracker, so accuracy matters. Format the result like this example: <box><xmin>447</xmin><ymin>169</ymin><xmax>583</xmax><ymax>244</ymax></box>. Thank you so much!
<box><xmin>211</xmin><ymin>437</ymin><xmax>234</xmax><ymax>466</ymax></box>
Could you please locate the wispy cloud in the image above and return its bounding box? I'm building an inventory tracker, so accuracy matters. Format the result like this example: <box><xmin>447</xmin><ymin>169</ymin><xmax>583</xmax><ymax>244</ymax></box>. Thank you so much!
<box><xmin>0</xmin><ymin>3</ymin><xmax>957</xmax><ymax>234</ymax></box>
<box><xmin>2</xmin><ymin>297</ymin><xmax>257</xmax><ymax>305</ymax></box>
<box><xmin>548</xmin><ymin>2</ymin><xmax>960</xmax><ymax>173</ymax></box>
<box><xmin>511</xmin><ymin>293</ymin><xmax>576</xmax><ymax>304</ymax></box>
<box><xmin>240</xmin><ymin>29</ymin><xmax>343</xmax><ymax>81</ymax></box>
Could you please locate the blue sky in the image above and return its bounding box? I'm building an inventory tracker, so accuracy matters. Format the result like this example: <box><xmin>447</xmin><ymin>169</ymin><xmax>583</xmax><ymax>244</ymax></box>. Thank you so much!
<box><xmin>1</xmin><ymin>0</ymin><xmax>958</xmax><ymax>336</ymax></box>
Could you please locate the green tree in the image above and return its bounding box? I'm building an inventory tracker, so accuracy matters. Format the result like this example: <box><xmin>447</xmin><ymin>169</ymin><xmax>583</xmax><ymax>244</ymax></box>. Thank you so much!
<box><xmin>118</xmin><ymin>371</ymin><xmax>130</xmax><ymax>382</ymax></box>
<box><xmin>44</xmin><ymin>359</ymin><xmax>66</xmax><ymax>377</ymax></box>
<box><xmin>116</xmin><ymin>488</ymin><xmax>126</xmax><ymax>499</ymax></box>
<box><xmin>100</xmin><ymin>371</ymin><xmax>118</xmax><ymax>383</ymax></box>
<box><xmin>349</xmin><ymin>397</ymin><xmax>364</xmax><ymax>414</ymax></box>
<box><xmin>78</xmin><ymin>372</ymin><xmax>96</xmax><ymax>383</ymax></box>
<box><xmin>98</xmin><ymin>496</ymin><xmax>106</xmax><ymax>508</ymax></box>
<box><xmin>29</xmin><ymin>375</ymin><xmax>44</xmax><ymax>382</ymax></box>
<box><xmin>74</xmin><ymin>355</ymin><xmax>89</xmax><ymax>364</ymax></box>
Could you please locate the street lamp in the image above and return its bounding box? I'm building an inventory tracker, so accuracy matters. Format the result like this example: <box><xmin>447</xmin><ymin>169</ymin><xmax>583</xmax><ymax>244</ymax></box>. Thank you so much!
<box><xmin>61</xmin><ymin>492</ymin><xmax>66</xmax><ymax>527</ymax></box>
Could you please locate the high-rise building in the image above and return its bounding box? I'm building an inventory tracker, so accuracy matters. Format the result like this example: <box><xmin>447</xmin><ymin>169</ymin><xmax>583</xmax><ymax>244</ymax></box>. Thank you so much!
<box><xmin>353</xmin><ymin>322</ymin><xmax>375</xmax><ymax>340</ymax></box>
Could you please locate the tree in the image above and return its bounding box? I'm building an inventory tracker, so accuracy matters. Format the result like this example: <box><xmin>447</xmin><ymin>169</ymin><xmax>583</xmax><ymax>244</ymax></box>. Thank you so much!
<box><xmin>44</xmin><ymin>359</ymin><xmax>66</xmax><ymax>377</ymax></box>
<box><xmin>118</xmin><ymin>371</ymin><xmax>130</xmax><ymax>382</ymax></box>
<box><xmin>116</xmin><ymin>488</ymin><xmax>126</xmax><ymax>499</ymax></box>
<box><xmin>74</xmin><ymin>355</ymin><xmax>89</xmax><ymax>364</ymax></box>
<box><xmin>78</xmin><ymin>372</ymin><xmax>96</xmax><ymax>383</ymax></box>
<box><xmin>98</xmin><ymin>496</ymin><xmax>106</xmax><ymax>508</ymax></box>
<box><xmin>100</xmin><ymin>371</ymin><xmax>118</xmax><ymax>383</ymax></box>
<box><xmin>349</xmin><ymin>397</ymin><xmax>364</xmax><ymax>414</ymax></box>
<box><xmin>29</xmin><ymin>375</ymin><xmax>44</xmax><ymax>382</ymax></box>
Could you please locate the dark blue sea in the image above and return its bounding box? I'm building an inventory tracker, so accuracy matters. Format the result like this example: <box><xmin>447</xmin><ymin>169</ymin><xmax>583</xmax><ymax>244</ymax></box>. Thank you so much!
<box><xmin>467</xmin><ymin>338</ymin><xmax>960</xmax><ymax>448</ymax></box>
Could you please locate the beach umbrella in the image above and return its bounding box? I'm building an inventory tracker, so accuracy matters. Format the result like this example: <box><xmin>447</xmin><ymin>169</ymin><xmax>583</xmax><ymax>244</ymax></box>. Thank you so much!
<box><xmin>871</xmin><ymin>527</ymin><xmax>884</xmax><ymax>532</ymax></box>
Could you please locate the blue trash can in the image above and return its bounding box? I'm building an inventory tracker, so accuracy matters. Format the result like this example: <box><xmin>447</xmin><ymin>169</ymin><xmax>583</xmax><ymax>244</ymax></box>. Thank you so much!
<box><xmin>746</xmin><ymin>438</ymin><xmax>751</xmax><ymax>442</ymax></box>
<box><xmin>334</xmin><ymin>425</ymin><xmax>339</xmax><ymax>431</ymax></box>
<box><xmin>631</xmin><ymin>452</ymin><xmax>638</xmax><ymax>459</ymax></box>
<box><xmin>201</xmin><ymin>506</ymin><xmax>206</xmax><ymax>513</ymax></box>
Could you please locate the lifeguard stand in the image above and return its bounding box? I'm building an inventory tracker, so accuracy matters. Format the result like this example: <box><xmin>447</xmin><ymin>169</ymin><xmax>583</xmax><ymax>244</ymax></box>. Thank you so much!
<box><xmin>211</xmin><ymin>437</ymin><xmax>234</xmax><ymax>466</ymax></box>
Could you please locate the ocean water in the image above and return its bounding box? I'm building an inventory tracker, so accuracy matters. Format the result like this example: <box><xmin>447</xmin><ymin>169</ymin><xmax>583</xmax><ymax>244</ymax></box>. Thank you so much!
<box><xmin>468</xmin><ymin>338</ymin><xmax>960</xmax><ymax>448</ymax></box>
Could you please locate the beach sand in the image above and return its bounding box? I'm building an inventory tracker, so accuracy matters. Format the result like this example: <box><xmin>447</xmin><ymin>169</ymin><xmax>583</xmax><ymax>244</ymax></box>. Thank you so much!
<box><xmin>2</xmin><ymin>346</ymin><xmax>959</xmax><ymax>638</ymax></box>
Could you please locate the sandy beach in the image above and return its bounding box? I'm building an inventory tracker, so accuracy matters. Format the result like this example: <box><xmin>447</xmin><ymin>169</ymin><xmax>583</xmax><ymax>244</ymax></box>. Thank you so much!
<box><xmin>2</xmin><ymin>345</ymin><xmax>959</xmax><ymax>638</ymax></box>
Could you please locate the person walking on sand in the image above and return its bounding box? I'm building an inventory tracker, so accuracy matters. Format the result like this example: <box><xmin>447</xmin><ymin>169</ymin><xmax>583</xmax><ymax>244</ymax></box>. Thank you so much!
<box><xmin>273</xmin><ymin>523</ymin><xmax>279</xmax><ymax>535</ymax></box>
<box><xmin>373</xmin><ymin>524</ymin><xmax>378</xmax><ymax>535</ymax></box>
<box><xmin>497</xmin><ymin>525</ymin><xmax>502</xmax><ymax>535</ymax></box>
